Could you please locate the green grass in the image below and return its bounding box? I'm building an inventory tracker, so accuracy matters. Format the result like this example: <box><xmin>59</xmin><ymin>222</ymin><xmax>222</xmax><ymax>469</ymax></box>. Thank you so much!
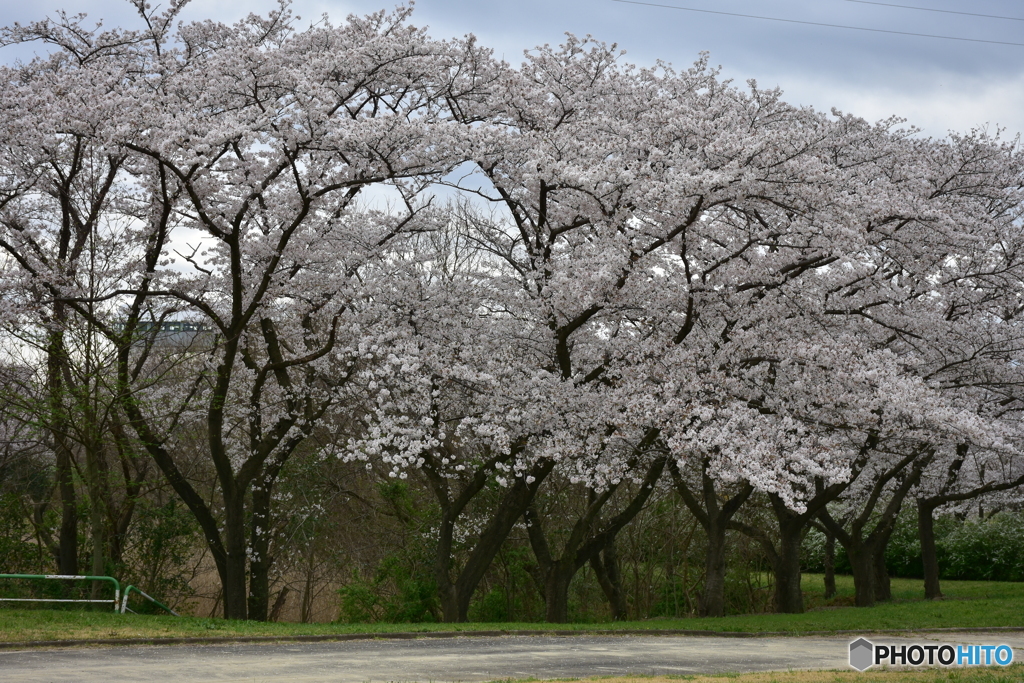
<box><xmin>1</xmin><ymin>575</ymin><xmax>1022</xmax><ymax>643</ymax></box>
<box><xmin>800</xmin><ymin>574</ymin><xmax>1024</xmax><ymax>603</ymax></box>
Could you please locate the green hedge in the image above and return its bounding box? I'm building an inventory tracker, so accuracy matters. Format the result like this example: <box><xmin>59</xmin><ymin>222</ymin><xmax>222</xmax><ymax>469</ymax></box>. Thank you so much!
<box><xmin>805</xmin><ymin>510</ymin><xmax>1024</xmax><ymax>582</ymax></box>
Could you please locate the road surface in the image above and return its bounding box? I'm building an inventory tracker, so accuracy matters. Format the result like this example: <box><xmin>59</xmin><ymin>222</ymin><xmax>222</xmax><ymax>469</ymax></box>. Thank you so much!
<box><xmin>1</xmin><ymin>631</ymin><xmax>1021</xmax><ymax>682</ymax></box>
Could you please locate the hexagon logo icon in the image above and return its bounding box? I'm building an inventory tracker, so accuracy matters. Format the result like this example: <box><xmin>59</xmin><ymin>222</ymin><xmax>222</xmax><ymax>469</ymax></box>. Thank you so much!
<box><xmin>849</xmin><ymin>638</ymin><xmax>874</xmax><ymax>671</ymax></box>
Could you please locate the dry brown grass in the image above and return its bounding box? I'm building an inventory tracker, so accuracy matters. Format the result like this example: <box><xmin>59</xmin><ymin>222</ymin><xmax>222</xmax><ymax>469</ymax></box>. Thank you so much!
<box><xmin>521</xmin><ymin>665</ymin><xmax>1024</xmax><ymax>683</ymax></box>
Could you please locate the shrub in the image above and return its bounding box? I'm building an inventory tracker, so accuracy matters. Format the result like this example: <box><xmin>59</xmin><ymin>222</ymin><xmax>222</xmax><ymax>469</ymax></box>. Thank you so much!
<box><xmin>939</xmin><ymin>512</ymin><xmax>1024</xmax><ymax>582</ymax></box>
<box><xmin>807</xmin><ymin>509</ymin><xmax>1024</xmax><ymax>583</ymax></box>
<box><xmin>336</xmin><ymin>554</ymin><xmax>439</xmax><ymax>623</ymax></box>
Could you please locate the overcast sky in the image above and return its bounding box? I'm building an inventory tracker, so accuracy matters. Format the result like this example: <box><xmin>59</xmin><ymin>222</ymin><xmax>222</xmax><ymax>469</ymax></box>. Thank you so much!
<box><xmin>3</xmin><ymin>0</ymin><xmax>1022</xmax><ymax>139</ymax></box>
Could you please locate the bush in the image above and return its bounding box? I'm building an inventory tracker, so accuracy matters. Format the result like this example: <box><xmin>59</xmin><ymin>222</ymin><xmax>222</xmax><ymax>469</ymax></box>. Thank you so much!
<box><xmin>803</xmin><ymin>526</ymin><xmax>851</xmax><ymax>575</ymax></box>
<box><xmin>806</xmin><ymin>509</ymin><xmax>1024</xmax><ymax>583</ymax></box>
<box><xmin>122</xmin><ymin>498</ymin><xmax>200</xmax><ymax>611</ymax></box>
<box><xmin>883</xmin><ymin>510</ymin><xmax>1024</xmax><ymax>582</ymax></box>
<box><xmin>883</xmin><ymin>510</ymin><xmax>925</xmax><ymax>579</ymax></box>
<box><xmin>337</xmin><ymin>554</ymin><xmax>439</xmax><ymax>623</ymax></box>
<box><xmin>336</xmin><ymin>481</ymin><xmax>439</xmax><ymax>623</ymax></box>
<box><xmin>940</xmin><ymin>512</ymin><xmax>1024</xmax><ymax>582</ymax></box>
<box><xmin>0</xmin><ymin>492</ymin><xmax>40</xmax><ymax>576</ymax></box>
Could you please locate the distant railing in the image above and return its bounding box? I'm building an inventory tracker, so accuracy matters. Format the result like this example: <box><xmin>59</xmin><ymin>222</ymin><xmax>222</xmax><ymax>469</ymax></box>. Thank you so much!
<box><xmin>120</xmin><ymin>584</ymin><xmax>178</xmax><ymax>616</ymax></box>
<box><xmin>0</xmin><ymin>574</ymin><xmax>179</xmax><ymax>616</ymax></box>
<box><xmin>0</xmin><ymin>574</ymin><xmax>120</xmax><ymax>611</ymax></box>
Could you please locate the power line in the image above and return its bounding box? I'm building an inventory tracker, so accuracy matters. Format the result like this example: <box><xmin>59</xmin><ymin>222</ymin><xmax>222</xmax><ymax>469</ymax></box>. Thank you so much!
<box><xmin>840</xmin><ymin>0</ymin><xmax>1024</xmax><ymax>22</ymax></box>
<box><xmin>611</xmin><ymin>0</ymin><xmax>1024</xmax><ymax>46</ymax></box>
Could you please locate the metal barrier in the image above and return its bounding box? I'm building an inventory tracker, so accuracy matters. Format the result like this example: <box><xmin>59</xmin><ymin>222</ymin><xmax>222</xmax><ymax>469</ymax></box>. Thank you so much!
<box><xmin>0</xmin><ymin>574</ymin><xmax>121</xmax><ymax>611</ymax></box>
<box><xmin>120</xmin><ymin>585</ymin><xmax>179</xmax><ymax>616</ymax></box>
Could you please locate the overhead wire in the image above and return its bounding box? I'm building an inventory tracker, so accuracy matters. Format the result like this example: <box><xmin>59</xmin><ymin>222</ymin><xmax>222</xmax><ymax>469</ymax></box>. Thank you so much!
<box><xmin>839</xmin><ymin>0</ymin><xmax>1024</xmax><ymax>22</ymax></box>
<box><xmin>610</xmin><ymin>0</ymin><xmax>1024</xmax><ymax>46</ymax></box>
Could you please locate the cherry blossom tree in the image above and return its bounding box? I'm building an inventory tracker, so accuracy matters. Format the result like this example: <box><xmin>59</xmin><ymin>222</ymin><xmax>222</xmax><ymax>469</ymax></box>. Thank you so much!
<box><xmin>1</xmin><ymin>1</ymin><xmax>493</xmax><ymax>620</ymax></box>
<box><xmin>0</xmin><ymin>20</ymin><xmax>147</xmax><ymax>576</ymax></box>
<box><xmin>442</xmin><ymin>35</ymin><xmax>1024</xmax><ymax>616</ymax></box>
<box><xmin>4</xmin><ymin>0</ymin><xmax>1023</xmax><ymax>623</ymax></box>
<box><xmin>916</xmin><ymin>443</ymin><xmax>1024</xmax><ymax>600</ymax></box>
<box><xmin>724</xmin><ymin>123</ymin><xmax>1024</xmax><ymax>611</ymax></box>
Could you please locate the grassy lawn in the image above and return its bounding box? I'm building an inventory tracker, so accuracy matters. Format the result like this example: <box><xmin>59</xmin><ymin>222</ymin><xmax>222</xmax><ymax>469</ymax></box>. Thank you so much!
<box><xmin>1</xmin><ymin>575</ymin><xmax>1022</xmax><ymax>643</ymax></box>
<box><xmin>487</xmin><ymin>666</ymin><xmax>1024</xmax><ymax>683</ymax></box>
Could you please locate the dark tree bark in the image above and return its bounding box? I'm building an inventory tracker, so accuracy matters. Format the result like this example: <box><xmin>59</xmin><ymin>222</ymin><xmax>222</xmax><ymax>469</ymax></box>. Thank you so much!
<box><xmin>817</xmin><ymin>447</ymin><xmax>930</xmax><ymax>607</ymax></box>
<box><xmin>730</xmin><ymin>474</ymin><xmax>865</xmax><ymax>614</ymax></box>
<box><xmin>590</xmin><ymin>537</ymin><xmax>627</xmax><ymax>620</ymax></box>
<box><xmin>434</xmin><ymin>458</ymin><xmax>556</xmax><ymax>622</ymax></box>
<box><xmin>53</xmin><ymin>442</ymin><xmax>79</xmax><ymax>576</ymax></box>
<box><xmin>93</xmin><ymin>37</ymin><xmax>454</xmax><ymax>618</ymax></box>
<box><xmin>918</xmin><ymin>499</ymin><xmax>942</xmax><ymax>599</ymax></box>
<box><xmin>107</xmin><ymin>416</ymin><xmax>150</xmax><ymax>572</ymax></box>
<box><xmin>728</xmin><ymin>494</ymin><xmax>815</xmax><ymax>614</ymax></box>
<box><xmin>31</xmin><ymin>138</ymin><xmax>124</xmax><ymax>578</ymax></box>
<box><xmin>669</xmin><ymin>457</ymin><xmax>752</xmax><ymax>617</ymax></box>
<box><xmin>0</xmin><ymin>133</ymin><xmax>149</xmax><ymax>601</ymax></box>
<box><xmin>47</xmin><ymin>319</ymin><xmax>79</xmax><ymax>576</ymax></box>
<box><xmin>873</xmin><ymin>523</ymin><xmax>895</xmax><ymax>602</ymax></box>
<box><xmin>421</xmin><ymin>441</ymin><xmax>523</xmax><ymax>623</ymax></box>
<box><xmin>701</xmin><ymin>522</ymin><xmax>729</xmax><ymax>617</ymax></box>
<box><xmin>81</xmin><ymin>429</ymin><xmax>111</xmax><ymax>600</ymax></box>
<box><xmin>722</xmin><ymin>434</ymin><xmax>883</xmax><ymax>613</ymax></box>
<box><xmin>269</xmin><ymin>586</ymin><xmax>289</xmax><ymax>622</ymax></box>
<box><xmin>770</xmin><ymin>498</ymin><xmax>811</xmax><ymax>614</ymax></box>
<box><xmin>115</xmin><ymin>272</ymin><xmax>339</xmax><ymax>622</ymax></box>
<box><xmin>823</xmin><ymin>530</ymin><xmax>836</xmax><ymax>599</ymax></box>
<box><xmin>524</xmin><ymin>451</ymin><xmax>666</xmax><ymax>623</ymax></box>
<box><xmin>222</xmin><ymin>489</ymin><xmax>249</xmax><ymax>621</ymax></box>
<box><xmin>915</xmin><ymin>443</ymin><xmax>1024</xmax><ymax>600</ymax></box>
<box><xmin>247</xmin><ymin>484</ymin><xmax>273</xmax><ymax>622</ymax></box>
<box><xmin>246</xmin><ymin>451</ymin><xmax>291</xmax><ymax>622</ymax></box>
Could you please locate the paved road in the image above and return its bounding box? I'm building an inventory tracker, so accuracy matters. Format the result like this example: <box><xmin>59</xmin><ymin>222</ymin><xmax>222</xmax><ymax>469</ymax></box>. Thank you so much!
<box><xmin>1</xmin><ymin>632</ymin><xmax>1021</xmax><ymax>682</ymax></box>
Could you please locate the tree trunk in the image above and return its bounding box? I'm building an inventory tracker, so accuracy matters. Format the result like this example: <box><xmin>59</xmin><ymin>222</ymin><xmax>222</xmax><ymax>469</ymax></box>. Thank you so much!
<box><xmin>818</xmin><ymin>446</ymin><xmax>930</xmax><ymax>609</ymax></box>
<box><xmin>247</xmin><ymin>556</ymin><xmax>269</xmax><ymax>622</ymax></box>
<box><xmin>109</xmin><ymin>494</ymin><xmax>138</xmax><ymax>573</ymax></box>
<box><xmin>873</xmin><ymin>534</ymin><xmax>892</xmax><ymax>603</ymax></box>
<box><xmin>669</xmin><ymin>460</ymin><xmax>753</xmax><ymax>618</ymax></box>
<box><xmin>847</xmin><ymin>544</ymin><xmax>876</xmax><ymax>607</ymax></box>
<box><xmin>223</xmin><ymin>494</ymin><xmax>248</xmax><ymax>620</ymax></box>
<box><xmin>526</xmin><ymin>453</ymin><xmax>665</xmax><ymax>623</ymax></box>
<box><xmin>438</xmin><ymin>587</ymin><xmax>460</xmax><ymax>623</ymax></box>
<box><xmin>773</xmin><ymin>519</ymin><xmax>805</xmax><ymax>614</ymax></box>
<box><xmin>269</xmin><ymin>586</ymin><xmax>289</xmax><ymax>622</ymax></box>
<box><xmin>109</xmin><ymin>418</ymin><xmax>147</xmax><ymax>572</ymax></box>
<box><xmin>542</xmin><ymin>562</ymin><xmax>574</xmax><ymax>623</ymax></box>
<box><xmin>301</xmin><ymin>558</ymin><xmax>315</xmax><ymax>624</ymax></box>
<box><xmin>590</xmin><ymin>539</ymin><xmax>627</xmax><ymax>620</ymax></box>
<box><xmin>913</xmin><ymin>443</ymin><xmax>1024</xmax><ymax>600</ymax></box>
<box><xmin>452</xmin><ymin>461</ymin><xmax>555</xmax><ymax>621</ymax></box>
<box><xmin>89</xmin><ymin>504</ymin><xmax>106</xmax><ymax>602</ymax></box>
<box><xmin>85</xmin><ymin>435</ymin><xmax>110</xmax><ymax>602</ymax></box>
<box><xmin>824</xmin><ymin>530</ymin><xmax>881</xmax><ymax>608</ymax></box>
<box><xmin>823</xmin><ymin>531</ymin><xmax>836</xmax><ymax>599</ymax></box>
<box><xmin>820</xmin><ymin>513</ymin><xmax>878</xmax><ymax>608</ymax></box>
<box><xmin>247</xmin><ymin>484</ymin><xmax>273</xmax><ymax>622</ymax></box>
<box><xmin>434</xmin><ymin>460</ymin><xmax>555</xmax><ymax>623</ymax></box>
<box><xmin>918</xmin><ymin>500</ymin><xmax>942</xmax><ymax>599</ymax></box>
<box><xmin>733</xmin><ymin>488</ymin><xmax>859</xmax><ymax>615</ymax></box>
<box><xmin>434</xmin><ymin>506</ymin><xmax>461</xmax><ymax>623</ymax></box>
<box><xmin>54</xmin><ymin>445</ymin><xmax>78</xmax><ymax>575</ymax></box>
<box><xmin>700</xmin><ymin>519</ymin><xmax>729</xmax><ymax>617</ymax></box>
<box><xmin>48</xmin><ymin>301</ymin><xmax>78</xmax><ymax>577</ymax></box>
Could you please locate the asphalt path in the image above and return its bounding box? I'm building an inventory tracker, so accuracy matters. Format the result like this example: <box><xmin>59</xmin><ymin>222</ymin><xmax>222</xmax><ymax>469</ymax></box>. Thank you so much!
<box><xmin>1</xmin><ymin>632</ymin><xmax>1022</xmax><ymax>682</ymax></box>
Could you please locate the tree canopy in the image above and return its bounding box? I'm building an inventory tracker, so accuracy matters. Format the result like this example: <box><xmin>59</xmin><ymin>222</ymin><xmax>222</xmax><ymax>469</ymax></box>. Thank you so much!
<box><xmin>2</xmin><ymin>1</ymin><xmax>1023</xmax><ymax>622</ymax></box>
